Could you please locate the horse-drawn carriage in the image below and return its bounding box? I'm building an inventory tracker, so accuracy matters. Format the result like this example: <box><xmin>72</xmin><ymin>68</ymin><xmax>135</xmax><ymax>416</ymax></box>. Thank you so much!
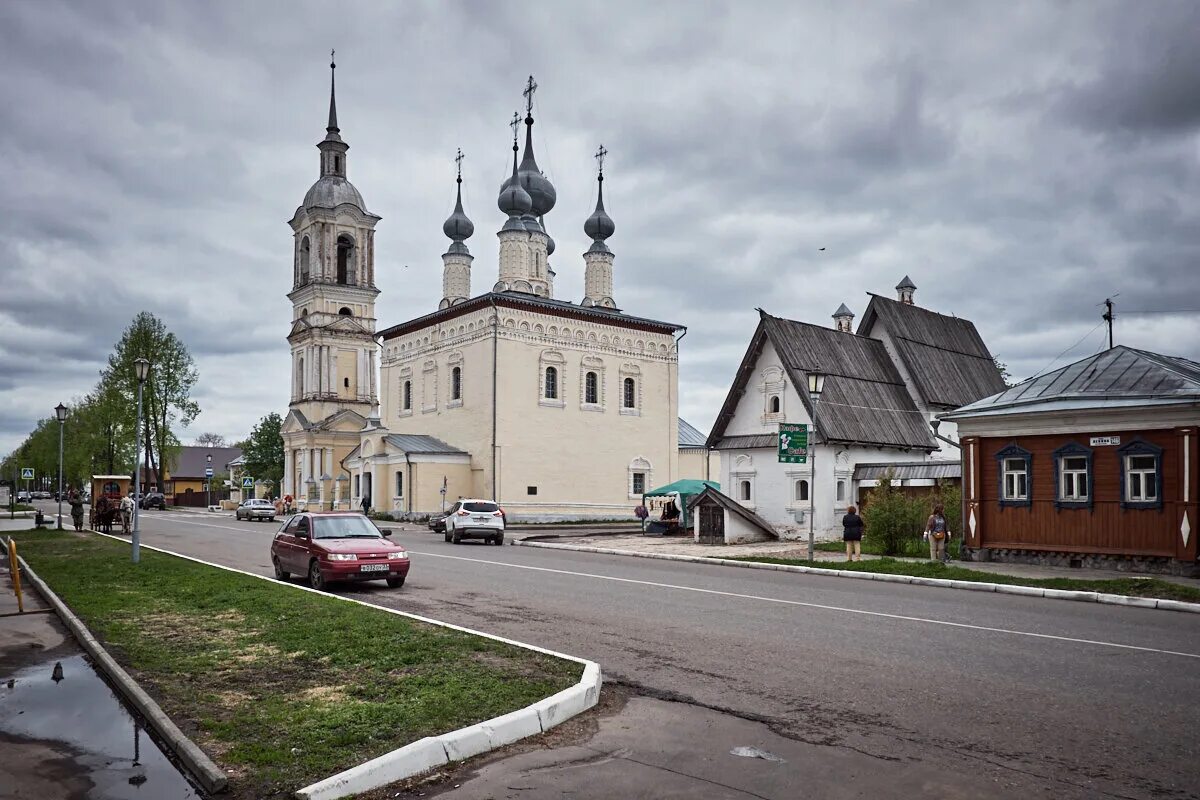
<box><xmin>89</xmin><ymin>475</ymin><xmax>132</xmax><ymax>534</ymax></box>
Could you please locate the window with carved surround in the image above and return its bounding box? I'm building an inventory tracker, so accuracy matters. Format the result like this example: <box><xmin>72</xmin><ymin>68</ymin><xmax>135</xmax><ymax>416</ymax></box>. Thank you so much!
<box><xmin>731</xmin><ymin>454</ymin><xmax>756</xmax><ymax>509</ymax></box>
<box><xmin>994</xmin><ymin>443</ymin><xmax>1031</xmax><ymax>508</ymax></box>
<box><xmin>620</xmin><ymin>364</ymin><xmax>641</xmax><ymax>416</ymax></box>
<box><xmin>1118</xmin><ymin>438</ymin><xmax>1163</xmax><ymax>510</ymax></box>
<box><xmin>421</xmin><ymin>360</ymin><xmax>437</xmax><ymax>413</ymax></box>
<box><xmin>398</xmin><ymin>367</ymin><xmax>413</xmax><ymax>417</ymax></box>
<box><xmin>447</xmin><ymin>352</ymin><xmax>463</xmax><ymax>409</ymax></box>
<box><xmin>1053</xmin><ymin>442</ymin><xmax>1093</xmax><ymax>509</ymax></box>
<box><xmin>761</xmin><ymin>365</ymin><xmax>785</xmax><ymax>425</ymax></box>
<box><xmin>539</xmin><ymin>350</ymin><xmax>566</xmax><ymax>408</ymax></box>
<box><xmin>628</xmin><ymin>457</ymin><xmax>653</xmax><ymax>498</ymax></box>
<box><xmin>580</xmin><ymin>356</ymin><xmax>605</xmax><ymax>411</ymax></box>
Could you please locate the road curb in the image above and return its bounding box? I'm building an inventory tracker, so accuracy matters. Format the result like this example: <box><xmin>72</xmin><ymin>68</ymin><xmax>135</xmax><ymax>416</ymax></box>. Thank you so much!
<box><xmin>79</xmin><ymin>532</ymin><xmax>601</xmax><ymax>800</ymax></box>
<box><xmin>5</xmin><ymin>538</ymin><xmax>228</xmax><ymax>795</ymax></box>
<box><xmin>511</xmin><ymin>540</ymin><xmax>1200</xmax><ymax>614</ymax></box>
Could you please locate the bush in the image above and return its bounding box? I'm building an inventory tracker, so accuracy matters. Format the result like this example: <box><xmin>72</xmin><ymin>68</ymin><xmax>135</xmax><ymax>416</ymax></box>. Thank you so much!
<box><xmin>862</xmin><ymin>472</ymin><xmax>924</xmax><ymax>555</ymax></box>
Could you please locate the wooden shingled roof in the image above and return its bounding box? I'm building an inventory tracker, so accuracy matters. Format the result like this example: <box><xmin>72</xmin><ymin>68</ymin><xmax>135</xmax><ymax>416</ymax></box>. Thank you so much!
<box><xmin>857</xmin><ymin>294</ymin><xmax>1007</xmax><ymax>409</ymax></box>
<box><xmin>707</xmin><ymin>311</ymin><xmax>936</xmax><ymax>451</ymax></box>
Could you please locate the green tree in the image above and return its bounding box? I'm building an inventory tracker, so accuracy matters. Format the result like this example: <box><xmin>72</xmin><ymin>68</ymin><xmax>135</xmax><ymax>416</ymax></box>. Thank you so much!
<box><xmin>195</xmin><ymin>432</ymin><xmax>226</xmax><ymax>447</ymax></box>
<box><xmin>992</xmin><ymin>356</ymin><xmax>1015</xmax><ymax>387</ymax></box>
<box><xmin>242</xmin><ymin>413</ymin><xmax>284</xmax><ymax>497</ymax></box>
<box><xmin>102</xmin><ymin>312</ymin><xmax>200</xmax><ymax>490</ymax></box>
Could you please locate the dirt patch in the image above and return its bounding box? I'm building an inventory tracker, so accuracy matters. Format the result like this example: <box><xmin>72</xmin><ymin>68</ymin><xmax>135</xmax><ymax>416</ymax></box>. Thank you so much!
<box><xmin>299</xmin><ymin>685</ymin><xmax>348</xmax><ymax>703</ymax></box>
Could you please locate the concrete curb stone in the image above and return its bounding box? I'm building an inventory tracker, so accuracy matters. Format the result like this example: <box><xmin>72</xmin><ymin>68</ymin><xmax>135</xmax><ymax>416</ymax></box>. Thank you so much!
<box><xmin>6</xmin><ymin>542</ymin><xmax>228</xmax><ymax>795</ymax></box>
<box><xmin>512</xmin><ymin>539</ymin><xmax>1200</xmax><ymax>614</ymax></box>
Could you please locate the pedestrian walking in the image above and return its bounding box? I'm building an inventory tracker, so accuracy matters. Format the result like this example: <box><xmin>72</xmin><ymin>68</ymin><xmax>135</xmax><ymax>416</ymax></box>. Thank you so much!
<box><xmin>120</xmin><ymin>493</ymin><xmax>135</xmax><ymax>535</ymax></box>
<box><xmin>360</xmin><ymin>494</ymin><xmax>371</xmax><ymax>516</ymax></box>
<box><xmin>274</xmin><ymin>496</ymin><xmax>284</xmax><ymax>517</ymax></box>
<box><xmin>842</xmin><ymin>505</ymin><xmax>864</xmax><ymax>561</ymax></box>
<box><xmin>283</xmin><ymin>494</ymin><xmax>293</xmax><ymax>514</ymax></box>
<box><xmin>68</xmin><ymin>488</ymin><xmax>85</xmax><ymax>532</ymax></box>
<box><xmin>924</xmin><ymin>503</ymin><xmax>951</xmax><ymax>563</ymax></box>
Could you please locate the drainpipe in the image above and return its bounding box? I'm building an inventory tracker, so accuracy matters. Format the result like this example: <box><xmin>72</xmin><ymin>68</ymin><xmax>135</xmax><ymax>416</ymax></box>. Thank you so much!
<box><xmin>490</xmin><ymin>296</ymin><xmax>499</xmax><ymax>501</ymax></box>
<box><xmin>404</xmin><ymin>451</ymin><xmax>412</xmax><ymax>516</ymax></box>
<box><xmin>673</xmin><ymin>327</ymin><xmax>687</xmax><ymax>483</ymax></box>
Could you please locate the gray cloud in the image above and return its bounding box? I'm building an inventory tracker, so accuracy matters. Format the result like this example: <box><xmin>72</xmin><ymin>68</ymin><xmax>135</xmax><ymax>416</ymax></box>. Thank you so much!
<box><xmin>2</xmin><ymin>0</ymin><xmax>1200</xmax><ymax>453</ymax></box>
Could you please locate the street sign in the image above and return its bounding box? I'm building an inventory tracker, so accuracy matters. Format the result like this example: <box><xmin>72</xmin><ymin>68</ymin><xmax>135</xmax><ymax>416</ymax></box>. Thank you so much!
<box><xmin>20</xmin><ymin>468</ymin><xmax>34</xmax><ymax>480</ymax></box>
<box><xmin>778</xmin><ymin>423</ymin><xmax>809</xmax><ymax>463</ymax></box>
<box><xmin>241</xmin><ymin>477</ymin><xmax>254</xmax><ymax>488</ymax></box>
<box><xmin>205</xmin><ymin>467</ymin><xmax>214</xmax><ymax>478</ymax></box>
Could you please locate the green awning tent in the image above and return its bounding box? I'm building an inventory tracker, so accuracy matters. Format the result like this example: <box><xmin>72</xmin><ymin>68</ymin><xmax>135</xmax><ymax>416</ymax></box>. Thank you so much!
<box><xmin>642</xmin><ymin>479</ymin><xmax>720</xmax><ymax>530</ymax></box>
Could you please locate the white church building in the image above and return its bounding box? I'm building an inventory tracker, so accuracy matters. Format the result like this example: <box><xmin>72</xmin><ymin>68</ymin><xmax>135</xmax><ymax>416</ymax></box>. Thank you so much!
<box><xmin>707</xmin><ymin>279</ymin><xmax>1006</xmax><ymax>538</ymax></box>
<box><xmin>281</xmin><ymin>66</ymin><xmax>687</xmax><ymax>519</ymax></box>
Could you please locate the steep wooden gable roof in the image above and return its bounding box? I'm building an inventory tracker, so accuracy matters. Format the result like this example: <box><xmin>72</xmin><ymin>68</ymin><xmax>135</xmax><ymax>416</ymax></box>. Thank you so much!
<box><xmin>707</xmin><ymin>311</ymin><xmax>935</xmax><ymax>451</ymax></box>
<box><xmin>857</xmin><ymin>294</ymin><xmax>1007</xmax><ymax>409</ymax></box>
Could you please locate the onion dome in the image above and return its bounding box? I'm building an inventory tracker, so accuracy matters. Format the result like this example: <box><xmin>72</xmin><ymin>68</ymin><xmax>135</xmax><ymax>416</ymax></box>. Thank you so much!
<box><xmin>442</xmin><ymin>150</ymin><xmax>474</xmax><ymax>253</ymax></box>
<box><xmin>498</xmin><ymin>138</ymin><xmax>532</xmax><ymax>228</ymax></box>
<box><xmin>584</xmin><ymin>168</ymin><xmax>615</xmax><ymax>252</ymax></box>
<box><xmin>517</xmin><ymin>112</ymin><xmax>556</xmax><ymax>216</ymax></box>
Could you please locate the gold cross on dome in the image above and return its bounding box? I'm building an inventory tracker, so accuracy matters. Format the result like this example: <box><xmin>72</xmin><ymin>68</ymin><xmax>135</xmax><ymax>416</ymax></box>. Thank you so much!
<box><xmin>510</xmin><ymin>111</ymin><xmax>520</xmax><ymax>142</ymax></box>
<box><xmin>594</xmin><ymin>144</ymin><xmax>608</xmax><ymax>174</ymax></box>
<box><xmin>455</xmin><ymin>148</ymin><xmax>464</xmax><ymax>178</ymax></box>
<box><xmin>523</xmin><ymin>75</ymin><xmax>538</xmax><ymax>114</ymax></box>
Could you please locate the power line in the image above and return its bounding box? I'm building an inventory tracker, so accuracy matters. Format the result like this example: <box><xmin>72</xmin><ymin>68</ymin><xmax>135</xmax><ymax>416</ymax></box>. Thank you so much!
<box><xmin>1027</xmin><ymin>320</ymin><xmax>1106</xmax><ymax>381</ymax></box>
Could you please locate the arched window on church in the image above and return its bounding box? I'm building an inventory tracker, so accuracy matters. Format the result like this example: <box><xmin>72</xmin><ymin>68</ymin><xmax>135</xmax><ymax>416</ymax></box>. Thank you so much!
<box><xmin>333</xmin><ymin>154</ymin><xmax>341</xmax><ymax>173</ymax></box>
<box><xmin>795</xmin><ymin>479</ymin><xmax>809</xmax><ymax>502</ymax></box>
<box><xmin>298</xmin><ymin>357</ymin><xmax>305</xmax><ymax>396</ymax></box>
<box><xmin>544</xmin><ymin>367</ymin><xmax>558</xmax><ymax>400</ymax></box>
<box><xmin>338</xmin><ymin>307</ymin><xmax>352</xmax><ymax>316</ymax></box>
<box><xmin>769</xmin><ymin>396</ymin><xmax>781</xmax><ymax>414</ymax></box>
<box><xmin>299</xmin><ymin>236</ymin><xmax>311</xmax><ymax>284</ymax></box>
<box><xmin>403</xmin><ymin>380</ymin><xmax>412</xmax><ymax>411</ymax></box>
<box><xmin>336</xmin><ymin>234</ymin><xmax>355</xmax><ymax>285</ymax></box>
<box><xmin>585</xmin><ymin>371</ymin><xmax>598</xmax><ymax>404</ymax></box>
<box><xmin>623</xmin><ymin>377</ymin><xmax>636</xmax><ymax>409</ymax></box>
<box><xmin>451</xmin><ymin>367</ymin><xmax>462</xmax><ymax>401</ymax></box>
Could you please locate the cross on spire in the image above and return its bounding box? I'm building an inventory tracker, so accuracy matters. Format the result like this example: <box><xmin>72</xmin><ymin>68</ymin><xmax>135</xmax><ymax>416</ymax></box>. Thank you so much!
<box><xmin>330</xmin><ymin>48</ymin><xmax>335</xmax><ymax>69</ymax></box>
<box><xmin>523</xmin><ymin>75</ymin><xmax>538</xmax><ymax>115</ymax></box>
<box><xmin>455</xmin><ymin>148</ymin><xmax>464</xmax><ymax>182</ymax></box>
<box><xmin>510</xmin><ymin>111</ymin><xmax>520</xmax><ymax>143</ymax></box>
<box><xmin>594</xmin><ymin>144</ymin><xmax>608</xmax><ymax>177</ymax></box>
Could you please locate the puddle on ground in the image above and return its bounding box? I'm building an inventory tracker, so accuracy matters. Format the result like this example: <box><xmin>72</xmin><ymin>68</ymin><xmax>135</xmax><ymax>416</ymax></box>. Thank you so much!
<box><xmin>0</xmin><ymin>653</ymin><xmax>202</xmax><ymax>799</ymax></box>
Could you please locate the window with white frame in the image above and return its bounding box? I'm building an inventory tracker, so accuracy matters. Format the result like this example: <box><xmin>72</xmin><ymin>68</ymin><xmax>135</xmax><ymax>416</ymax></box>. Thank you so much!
<box><xmin>545</xmin><ymin>366</ymin><xmax>559</xmax><ymax>399</ymax></box>
<box><xmin>585</xmin><ymin>371</ymin><xmax>598</xmax><ymax>404</ymax></box>
<box><xmin>769</xmin><ymin>395</ymin><xmax>781</xmax><ymax>414</ymax></box>
<box><xmin>540</xmin><ymin>351</ymin><xmax>566</xmax><ymax>407</ymax></box>
<box><xmin>739</xmin><ymin>480</ymin><xmax>752</xmax><ymax>501</ymax></box>
<box><xmin>623</xmin><ymin>377</ymin><xmax>636</xmax><ymax>409</ymax></box>
<box><xmin>451</xmin><ymin>366</ymin><xmax>462</xmax><ymax>401</ymax></box>
<box><xmin>402</xmin><ymin>380</ymin><xmax>412</xmax><ymax>411</ymax></box>
<box><xmin>628</xmin><ymin>456</ymin><xmax>653</xmax><ymax>498</ymax></box>
<box><xmin>836</xmin><ymin>479</ymin><xmax>846</xmax><ymax>503</ymax></box>
<box><xmin>795</xmin><ymin>479</ymin><xmax>809</xmax><ymax>502</ymax></box>
<box><xmin>632</xmin><ymin>472</ymin><xmax>646</xmax><ymax>495</ymax></box>
<box><xmin>395</xmin><ymin>471</ymin><xmax>404</xmax><ymax>498</ymax></box>
<box><xmin>1003</xmin><ymin>458</ymin><xmax>1028</xmax><ymax>500</ymax></box>
<box><xmin>1126</xmin><ymin>454</ymin><xmax>1156</xmax><ymax>501</ymax></box>
<box><xmin>1059</xmin><ymin>456</ymin><xmax>1089</xmax><ymax>501</ymax></box>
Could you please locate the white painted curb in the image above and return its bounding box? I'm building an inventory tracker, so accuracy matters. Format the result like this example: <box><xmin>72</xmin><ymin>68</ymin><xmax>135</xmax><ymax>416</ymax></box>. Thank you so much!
<box><xmin>512</xmin><ymin>539</ymin><xmax>1200</xmax><ymax>614</ymax></box>
<box><xmin>79</xmin><ymin>533</ymin><xmax>601</xmax><ymax>800</ymax></box>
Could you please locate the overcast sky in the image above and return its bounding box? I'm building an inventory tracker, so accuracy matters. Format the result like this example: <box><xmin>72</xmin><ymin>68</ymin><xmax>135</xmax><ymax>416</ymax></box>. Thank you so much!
<box><xmin>2</xmin><ymin>0</ymin><xmax>1199</xmax><ymax>455</ymax></box>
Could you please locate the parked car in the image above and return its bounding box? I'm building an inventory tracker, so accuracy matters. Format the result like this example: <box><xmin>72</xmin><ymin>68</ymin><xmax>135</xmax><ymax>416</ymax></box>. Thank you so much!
<box><xmin>16</xmin><ymin>491</ymin><xmax>32</xmax><ymax>504</ymax></box>
<box><xmin>443</xmin><ymin>499</ymin><xmax>505</xmax><ymax>545</ymax></box>
<box><xmin>33</xmin><ymin>491</ymin><xmax>52</xmax><ymax>500</ymax></box>
<box><xmin>236</xmin><ymin>498</ymin><xmax>276</xmax><ymax>522</ymax></box>
<box><xmin>270</xmin><ymin>512</ymin><xmax>409</xmax><ymax>590</ymax></box>
<box><xmin>140</xmin><ymin>492</ymin><xmax>166</xmax><ymax>510</ymax></box>
<box><xmin>428</xmin><ymin>513</ymin><xmax>446</xmax><ymax>533</ymax></box>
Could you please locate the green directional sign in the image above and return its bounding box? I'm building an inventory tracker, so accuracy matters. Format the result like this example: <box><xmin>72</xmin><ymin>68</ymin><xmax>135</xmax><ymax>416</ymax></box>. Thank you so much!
<box><xmin>778</xmin><ymin>423</ymin><xmax>809</xmax><ymax>464</ymax></box>
<box><xmin>241</xmin><ymin>476</ymin><xmax>254</xmax><ymax>488</ymax></box>
<box><xmin>20</xmin><ymin>468</ymin><xmax>34</xmax><ymax>480</ymax></box>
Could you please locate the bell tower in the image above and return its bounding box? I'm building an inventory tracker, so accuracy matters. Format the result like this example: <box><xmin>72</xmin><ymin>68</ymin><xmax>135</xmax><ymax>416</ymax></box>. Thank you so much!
<box><xmin>282</xmin><ymin>54</ymin><xmax>382</xmax><ymax>509</ymax></box>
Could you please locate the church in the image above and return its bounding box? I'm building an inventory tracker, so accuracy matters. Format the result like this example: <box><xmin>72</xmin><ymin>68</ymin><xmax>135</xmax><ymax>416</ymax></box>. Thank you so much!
<box><xmin>281</xmin><ymin>63</ymin><xmax>686</xmax><ymax>520</ymax></box>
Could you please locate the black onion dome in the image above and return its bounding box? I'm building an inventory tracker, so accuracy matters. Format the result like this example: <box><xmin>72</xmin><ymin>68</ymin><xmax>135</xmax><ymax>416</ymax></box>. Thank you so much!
<box><xmin>584</xmin><ymin>175</ymin><xmax>615</xmax><ymax>241</ymax></box>
<box><xmin>517</xmin><ymin>114</ymin><xmax>556</xmax><ymax>216</ymax></box>
<box><xmin>443</xmin><ymin>179</ymin><xmax>474</xmax><ymax>242</ymax></box>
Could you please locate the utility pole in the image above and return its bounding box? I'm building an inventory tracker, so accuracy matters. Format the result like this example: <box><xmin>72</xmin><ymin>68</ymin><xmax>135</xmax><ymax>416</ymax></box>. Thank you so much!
<box><xmin>1103</xmin><ymin>298</ymin><xmax>1114</xmax><ymax>350</ymax></box>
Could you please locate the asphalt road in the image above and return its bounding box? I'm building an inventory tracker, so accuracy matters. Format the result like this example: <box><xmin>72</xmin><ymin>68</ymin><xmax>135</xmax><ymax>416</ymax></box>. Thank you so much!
<box><xmin>91</xmin><ymin>508</ymin><xmax>1200</xmax><ymax>799</ymax></box>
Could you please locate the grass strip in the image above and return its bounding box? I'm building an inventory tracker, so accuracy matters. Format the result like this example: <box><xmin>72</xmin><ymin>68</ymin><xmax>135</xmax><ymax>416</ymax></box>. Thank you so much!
<box><xmin>814</xmin><ymin>539</ymin><xmax>962</xmax><ymax>559</ymax></box>
<box><xmin>9</xmin><ymin>530</ymin><xmax>579</xmax><ymax>799</ymax></box>
<box><xmin>725</xmin><ymin>555</ymin><xmax>1200</xmax><ymax>603</ymax></box>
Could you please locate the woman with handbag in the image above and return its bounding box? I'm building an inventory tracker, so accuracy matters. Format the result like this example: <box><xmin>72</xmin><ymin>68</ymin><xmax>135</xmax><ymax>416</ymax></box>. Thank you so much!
<box><xmin>842</xmin><ymin>505</ymin><xmax>864</xmax><ymax>562</ymax></box>
<box><xmin>925</xmin><ymin>504</ymin><xmax>951</xmax><ymax>563</ymax></box>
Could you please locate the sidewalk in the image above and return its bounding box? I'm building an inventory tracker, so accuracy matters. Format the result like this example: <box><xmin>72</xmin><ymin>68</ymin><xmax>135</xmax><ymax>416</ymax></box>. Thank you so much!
<box><xmin>517</xmin><ymin>532</ymin><xmax>1200</xmax><ymax>589</ymax></box>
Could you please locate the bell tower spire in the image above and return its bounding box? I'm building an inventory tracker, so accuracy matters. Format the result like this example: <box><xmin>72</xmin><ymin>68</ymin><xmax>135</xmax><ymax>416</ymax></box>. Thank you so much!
<box><xmin>583</xmin><ymin>144</ymin><xmax>617</xmax><ymax>309</ymax></box>
<box><xmin>440</xmin><ymin>149</ymin><xmax>474</xmax><ymax>309</ymax></box>
<box><xmin>327</xmin><ymin>50</ymin><xmax>339</xmax><ymax>133</ymax></box>
<box><xmin>319</xmin><ymin>50</ymin><xmax>347</xmax><ymax>179</ymax></box>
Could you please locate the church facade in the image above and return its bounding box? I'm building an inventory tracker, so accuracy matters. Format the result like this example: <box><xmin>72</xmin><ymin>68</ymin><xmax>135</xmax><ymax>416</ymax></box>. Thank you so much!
<box><xmin>283</xmin><ymin>67</ymin><xmax>685</xmax><ymax>519</ymax></box>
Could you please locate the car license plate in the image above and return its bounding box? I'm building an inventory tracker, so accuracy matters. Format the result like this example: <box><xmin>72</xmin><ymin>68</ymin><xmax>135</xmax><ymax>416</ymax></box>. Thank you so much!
<box><xmin>360</xmin><ymin>564</ymin><xmax>389</xmax><ymax>572</ymax></box>
<box><xmin>473</xmin><ymin>516</ymin><xmax>489</xmax><ymax>523</ymax></box>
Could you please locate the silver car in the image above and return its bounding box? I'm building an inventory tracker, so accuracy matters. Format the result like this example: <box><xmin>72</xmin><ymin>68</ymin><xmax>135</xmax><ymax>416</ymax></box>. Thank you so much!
<box><xmin>443</xmin><ymin>499</ymin><xmax>505</xmax><ymax>545</ymax></box>
<box><xmin>236</xmin><ymin>498</ymin><xmax>276</xmax><ymax>522</ymax></box>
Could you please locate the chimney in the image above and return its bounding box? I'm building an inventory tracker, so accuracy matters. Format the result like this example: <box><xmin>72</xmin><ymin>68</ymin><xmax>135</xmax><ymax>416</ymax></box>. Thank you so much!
<box><xmin>896</xmin><ymin>275</ymin><xmax>917</xmax><ymax>305</ymax></box>
<box><xmin>832</xmin><ymin>303</ymin><xmax>855</xmax><ymax>333</ymax></box>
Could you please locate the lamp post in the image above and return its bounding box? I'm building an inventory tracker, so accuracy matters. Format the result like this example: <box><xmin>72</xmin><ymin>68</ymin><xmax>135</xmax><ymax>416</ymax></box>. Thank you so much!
<box><xmin>55</xmin><ymin>402</ymin><xmax>68</xmax><ymax>529</ymax></box>
<box><xmin>206</xmin><ymin>452</ymin><xmax>212</xmax><ymax>511</ymax></box>
<box><xmin>132</xmin><ymin>357</ymin><xmax>150</xmax><ymax>564</ymax></box>
<box><xmin>807</xmin><ymin>371</ymin><xmax>826</xmax><ymax>562</ymax></box>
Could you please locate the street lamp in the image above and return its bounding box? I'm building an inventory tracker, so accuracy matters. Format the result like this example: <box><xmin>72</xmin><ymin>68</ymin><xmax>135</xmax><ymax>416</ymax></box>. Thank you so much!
<box><xmin>55</xmin><ymin>402</ymin><xmax>67</xmax><ymax>530</ymax></box>
<box><xmin>806</xmin><ymin>371</ymin><xmax>826</xmax><ymax>562</ymax></box>
<box><xmin>206</xmin><ymin>452</ymin><xmax>212</xmax><ymax>511</ymax></box>
<box><xmin>132</xmin><ymin>357</ymin><xmax>150</xmax><ymax>564</ymax></box>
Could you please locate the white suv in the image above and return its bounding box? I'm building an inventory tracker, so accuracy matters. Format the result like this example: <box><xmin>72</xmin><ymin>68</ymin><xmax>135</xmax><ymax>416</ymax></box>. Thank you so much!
<box><xmin>444</xmin><ymin>499</ymin><xmax>505</xmax><ymax>545</ymax></box>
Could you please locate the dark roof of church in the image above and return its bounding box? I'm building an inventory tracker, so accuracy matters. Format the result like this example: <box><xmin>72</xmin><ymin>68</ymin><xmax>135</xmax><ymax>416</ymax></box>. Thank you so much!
<box><xmin>944</xmin><ymin>346</ymin><xmax>1200</xmax><ymax>419</ymax></box>
<box><xmin>169</xmin><ymin>446</ymin><xmax>244</xmax><ymax>478</ymax></box>
<box><xmin>707</xmin><ymin>311</ymin><xmax>936</xmax><ymax>451</ymax></box>
<box><xmin>378</xmin><ymin>291</ymin><xmax>684</xmax><ymax>340</ymax></box>
<box><xmin>857</xmin><ymin>294</ymin><xmax>1006</xmax><ymax>409</ymax></box>
<box><xmin>678</xmin><ymin>418</ymin><xmax>708</xmax><ymax>449</ymax></box>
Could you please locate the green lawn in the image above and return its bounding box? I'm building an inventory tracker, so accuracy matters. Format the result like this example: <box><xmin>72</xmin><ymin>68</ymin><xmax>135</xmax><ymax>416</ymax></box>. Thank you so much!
<box><xmin>8</xmin><ymin>531</ymin><xmax>580</xmax><ymax>799</ymax></box>
<box><xmin>815</xmin><ymin>537</ymin><xmax>962</xmax><ymax>559</ymax></box>
<box><xmin>727</xmin><ymin>554</ymin><xmax>1200</xmax><ymax>603</ymax></box>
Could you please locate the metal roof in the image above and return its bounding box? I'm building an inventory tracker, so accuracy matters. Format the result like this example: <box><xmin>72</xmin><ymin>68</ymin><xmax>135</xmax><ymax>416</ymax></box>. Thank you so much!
<box><xmin>383</xmin><ymin>434</ymin><xmax>467</xmax><ymax>455</ymax></box>
<box><xmin>678</xmin><ymin>418</ymin><xmax>708</xmax><ymax>448</ymax></box>
<box><xmin>708</xmin><ymin>312</ymin><xmax>935</xmax><ymax>451</ymax></box>
<box><xmin>711</xmin><ymin>434</ymin><xmax>777</xmax><ymax>451</ymax></box>
<box><xmin>943</xmin><ymin>346</ymin><xmax>1200</xmax><ymax>420</ymax></box>
<box><xmin>853</xmin><ymin>461</ymin><xmax>961</xmax><ymax>481</ymax></box>
<box><xmin>169</xmin><ymin>446</ymin><xmax>244</xmax><ymax>478</ymax></box>
<box><xmin>857</xmin><ymin>294</ymin><xmax>1007</xmax><ymax>409</ymax></box>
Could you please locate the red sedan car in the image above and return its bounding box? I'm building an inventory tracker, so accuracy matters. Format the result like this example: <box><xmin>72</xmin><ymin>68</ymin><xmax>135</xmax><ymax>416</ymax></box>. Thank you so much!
<box><xmin>271</xmin><ymin>512</ymin><xmax>410</xmax><ymax>590</ymax></box>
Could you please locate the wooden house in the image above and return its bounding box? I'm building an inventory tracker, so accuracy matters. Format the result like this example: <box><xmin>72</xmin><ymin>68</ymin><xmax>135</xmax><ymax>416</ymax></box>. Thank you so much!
<box><xmin>942</xmin><ymin>346</ymin><xmax>1200</xmax><ymax>575</ymax></box>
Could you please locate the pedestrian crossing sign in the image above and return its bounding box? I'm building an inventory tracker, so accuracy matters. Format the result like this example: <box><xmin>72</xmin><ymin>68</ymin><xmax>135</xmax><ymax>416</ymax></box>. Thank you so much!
<box><xmin>242</xmin><ymin>477</ymin><xmax>254</xmax><ymax>488</ymax></box>
<box><xmin>20</xmin><ymin>468</ymin><xmax>34</xmax><ymax>480</ymax></box>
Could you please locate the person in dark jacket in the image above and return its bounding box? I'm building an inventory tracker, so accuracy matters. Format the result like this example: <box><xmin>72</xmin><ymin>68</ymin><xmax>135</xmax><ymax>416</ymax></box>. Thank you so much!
<box><xmin>842</xmin><ymin>505</ymin><xmax>865</xmax><ymax>562</ymax></box>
